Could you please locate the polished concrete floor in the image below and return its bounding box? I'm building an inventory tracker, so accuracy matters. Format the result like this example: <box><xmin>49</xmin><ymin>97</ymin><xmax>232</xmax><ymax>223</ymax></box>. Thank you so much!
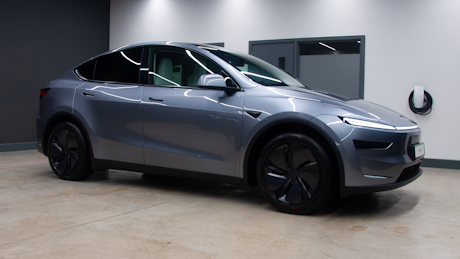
<box><xmin>0</xmin><ymin>150</ymin><xmax>459</xmax><ymax>258</ymax></box>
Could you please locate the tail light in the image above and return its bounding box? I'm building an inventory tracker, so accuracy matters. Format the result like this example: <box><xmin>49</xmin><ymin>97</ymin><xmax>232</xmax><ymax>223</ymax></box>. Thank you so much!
<box><xmin>39</xmin><ymin>88</ymin><xmax>50</xmax><ymax>99</ymax></box>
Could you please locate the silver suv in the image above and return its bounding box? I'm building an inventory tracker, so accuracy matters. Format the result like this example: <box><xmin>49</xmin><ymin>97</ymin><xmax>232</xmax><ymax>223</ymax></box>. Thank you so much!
<box><xmin>37</xmin><ymin>42</ymin><xmax>424</xmax><ymax>214</ymax></box>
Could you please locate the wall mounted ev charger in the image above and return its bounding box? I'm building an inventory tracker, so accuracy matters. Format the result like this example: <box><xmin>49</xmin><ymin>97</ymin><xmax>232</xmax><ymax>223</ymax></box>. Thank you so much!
<box><xmin>413</xmin><ymin>86</ymin><xmax>424</xmax><ymax>108</ymax></box>
<box><xmin>409</xmin><ymin>85</ymin><xmax>433</xmax><ymax>115</ymax></box>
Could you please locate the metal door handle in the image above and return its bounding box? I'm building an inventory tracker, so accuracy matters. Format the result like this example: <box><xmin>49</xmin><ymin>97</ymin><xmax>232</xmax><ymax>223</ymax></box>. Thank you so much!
<box><xmin>148</xmin><ymin>97</ymin><xmax>163</xmax><ymax>102</ymax></box>
<box><xmin>82</xmin><ymin>92</ymin><xmax>94</xmax><ymax>97</ymax></box>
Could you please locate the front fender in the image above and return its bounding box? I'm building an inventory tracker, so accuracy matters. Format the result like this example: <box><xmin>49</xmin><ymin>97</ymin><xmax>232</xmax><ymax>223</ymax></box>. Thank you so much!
<box><xmin>239</xmin><ymin>111</ymin><xmax>345</xmax><ymax>188</ymax></box>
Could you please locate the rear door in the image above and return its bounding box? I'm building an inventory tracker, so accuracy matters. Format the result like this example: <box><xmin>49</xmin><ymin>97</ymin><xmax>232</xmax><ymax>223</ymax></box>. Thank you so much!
<box><xmin>73</xmin><ymin>47</ymin><xmax>145</xmax><ymax>164</ymax></box>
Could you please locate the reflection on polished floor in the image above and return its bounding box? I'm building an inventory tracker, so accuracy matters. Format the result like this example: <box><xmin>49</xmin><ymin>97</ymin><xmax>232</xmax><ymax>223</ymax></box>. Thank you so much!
<box><xmin>1</xmin><ymin>150</ymin><xmax>459</xmax><ymax>258</ymax></box>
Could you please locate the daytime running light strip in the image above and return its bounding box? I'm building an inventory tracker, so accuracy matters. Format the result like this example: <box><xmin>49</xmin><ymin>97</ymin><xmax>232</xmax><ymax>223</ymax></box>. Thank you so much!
<box><xmin>395</xmin><ymin>125</ymin><xmax>419</xmax><ymax>130</ymax></box>
<box><xmin>343</xmin><ymin>118</ymin><xmax>395</xmax><ymax>130</ymax></box>
<box><xmin>343</xmin><ymin>118</ymin><xmax>419</xmax><ymax>131</ymax></box>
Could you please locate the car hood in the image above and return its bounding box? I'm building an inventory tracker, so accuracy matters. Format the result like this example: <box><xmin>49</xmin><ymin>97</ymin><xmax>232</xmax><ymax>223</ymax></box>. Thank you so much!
<box><xmin>276</xmin><ymin>86</ymin><xmax>417</xmax><ymax>127</ymax></box>
<box><xmin>343</xmin><ymin>99</ymin><xmax>416</xmax><ymax>127</ymax></box>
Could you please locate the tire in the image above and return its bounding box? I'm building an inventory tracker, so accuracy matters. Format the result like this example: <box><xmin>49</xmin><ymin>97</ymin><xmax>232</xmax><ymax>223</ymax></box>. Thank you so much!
<box><xmin>257</xmin><ymin>133</ymin><xmax>332</xmax><ymax>214</ymax></box>
<box><xmin>47</xmin><ymin>122</ymin><xmax>94</xmax><ymax>180</ymax></box>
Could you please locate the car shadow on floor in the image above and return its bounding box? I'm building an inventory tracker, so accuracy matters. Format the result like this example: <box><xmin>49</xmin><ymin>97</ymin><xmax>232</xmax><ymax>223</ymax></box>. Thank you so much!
<box><xmin>315</xmin><ymin>190</ymin><xmax>421</xmax><ymax>218</ymax></box>
<box><xmin>86</xmin><ymin>169</ymin><xmax>266</xmax><ymax>206</ymax></box>
<box><xmin>85</xmin><ymin>169</ymin><xmax>421</xmax><ymax>218</ymax></box>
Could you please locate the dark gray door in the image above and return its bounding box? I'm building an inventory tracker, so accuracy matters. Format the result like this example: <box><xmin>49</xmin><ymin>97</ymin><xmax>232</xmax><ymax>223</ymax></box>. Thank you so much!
<box><xmin>299</xmin><ymin>54</ymin><xmax>360</xmax><ymax>98</ymax></box>
<box><xmin>252</xmin><ymin>43</ymin><xmax>295</xmax><ymax>76</ymax></box>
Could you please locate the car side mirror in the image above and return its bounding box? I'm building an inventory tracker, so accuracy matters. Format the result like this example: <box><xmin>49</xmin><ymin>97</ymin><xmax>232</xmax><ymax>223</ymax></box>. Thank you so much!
<box><xmin>197</xmin><ymin>74</ymin><xmax>226</xmax><ymax>88</ymax></box>
<box><xmin>197</xmin><ymin>74</ymin><xmax>239</xmax><ymax>92</ymax></box>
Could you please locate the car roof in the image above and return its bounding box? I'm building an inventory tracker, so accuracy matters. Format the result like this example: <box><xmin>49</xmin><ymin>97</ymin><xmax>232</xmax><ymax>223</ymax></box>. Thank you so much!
<box><xmin>91</xmin><ymin>41</ymin><xmax>224</xmax><ymax>60</ymax></box>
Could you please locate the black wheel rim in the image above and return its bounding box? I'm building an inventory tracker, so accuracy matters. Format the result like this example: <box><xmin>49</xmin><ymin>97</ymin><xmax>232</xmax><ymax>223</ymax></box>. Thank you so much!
<box><xmin>263</xmin><ymin>143</ymin><xmax>321</xmax><ymax>205</ymax></box>
<box><xmin>49</xmin><ymin>129</ymin><xmax>80</xmax><ymax>175</ymax></box>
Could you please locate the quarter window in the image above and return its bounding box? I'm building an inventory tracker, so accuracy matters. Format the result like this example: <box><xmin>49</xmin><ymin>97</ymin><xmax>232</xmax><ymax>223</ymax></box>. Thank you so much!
<box><xmin>93</xmin><ymin>47</ymin><xmax>143</xmax><ymax>84</ymax></box>
<box><xmin>149</xmin><ymin>47</ymin><xmax>221</xmax><ymax>87</ymax></box>
<box><xmin>75</xmin><ymin>59</ymin><xmax>96</xmax><ymax>80</ymax></box>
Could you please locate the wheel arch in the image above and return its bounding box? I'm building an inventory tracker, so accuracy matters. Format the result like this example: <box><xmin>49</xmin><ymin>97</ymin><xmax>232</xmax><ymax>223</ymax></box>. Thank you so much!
<box><xmin>243</xmin><ymin>119</ymin><xmax>344</xmax><ymax>189</ymax></box>
<box><xmin>41</xmin><ymin>112</ymin><xmax>93</xmax><ymax>159</ymax></box>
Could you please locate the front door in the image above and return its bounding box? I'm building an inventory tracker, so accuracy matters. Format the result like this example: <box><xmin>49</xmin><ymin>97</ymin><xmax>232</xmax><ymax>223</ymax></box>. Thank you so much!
<box><xmin>141</xmin><ymin>46</ymin><xmax>244</xmax><ymax>177</ymax></box>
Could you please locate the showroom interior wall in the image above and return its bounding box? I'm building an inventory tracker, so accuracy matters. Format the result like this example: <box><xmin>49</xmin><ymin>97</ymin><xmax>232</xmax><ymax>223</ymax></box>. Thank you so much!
<box><xmin>110</xmin><ymin>0</ymin><xmax>460</xmax><ymax>165</ymax></box>
<box><xmin>0</xmin><ymin>0</ymin><xmax>110</xmax><ymax>150</ymax></box>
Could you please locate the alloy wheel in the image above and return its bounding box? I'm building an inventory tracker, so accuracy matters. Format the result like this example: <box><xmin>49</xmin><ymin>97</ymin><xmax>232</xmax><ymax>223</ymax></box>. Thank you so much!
<box><xmin>263</xmin><ymin>142</ymin><xmax>321</xmax><ymax>205</ymax></box>
<box><xmin>49</xmin><ymin>129</ymin><xmax>80</xmax><ymax>175</ymax></box>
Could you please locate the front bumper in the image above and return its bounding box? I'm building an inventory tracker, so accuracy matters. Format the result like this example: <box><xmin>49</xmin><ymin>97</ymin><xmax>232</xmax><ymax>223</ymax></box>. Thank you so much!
<box><xmin>341</xmin><ymin>163</ymin><xmax>422</xmax><ymax>198</ymax></box>
<box><xmin>315</xmin><ymin>115</ymin><xmax>424</xmax><ymax>197</ymax></box>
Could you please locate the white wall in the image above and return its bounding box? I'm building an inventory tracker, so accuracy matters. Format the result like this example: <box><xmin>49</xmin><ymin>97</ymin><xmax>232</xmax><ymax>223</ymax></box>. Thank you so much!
<box><xmin>110</xmin><ymin>0</ymin><xmax>460</xmax><ymax>161</ymax></box>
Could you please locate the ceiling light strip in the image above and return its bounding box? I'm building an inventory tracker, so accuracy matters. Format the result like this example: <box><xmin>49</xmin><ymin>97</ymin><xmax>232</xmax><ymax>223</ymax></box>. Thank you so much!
<box><xmin>319</xmin><ymin>42</ymin><xmax>336</xmax><ymax>51</ymax></box>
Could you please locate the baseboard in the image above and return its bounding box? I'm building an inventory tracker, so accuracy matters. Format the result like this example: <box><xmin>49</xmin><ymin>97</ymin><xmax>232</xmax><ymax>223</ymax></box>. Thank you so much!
<box><xmin>0</xmin><ymin>142</ymin><xmax>36</xmax><ymax>152</ymax></box>
<box><xmin>421</xmin><ymin>158</ymin><xmax>460</xmax><ymax>170</ymax></box>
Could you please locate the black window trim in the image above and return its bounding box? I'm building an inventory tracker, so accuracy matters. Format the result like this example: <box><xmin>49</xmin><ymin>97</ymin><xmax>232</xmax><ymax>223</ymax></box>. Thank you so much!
<box><xmin>73</xmin><ymin>45</ymin><xmax>242</xmax><ymax>91</ymax></box>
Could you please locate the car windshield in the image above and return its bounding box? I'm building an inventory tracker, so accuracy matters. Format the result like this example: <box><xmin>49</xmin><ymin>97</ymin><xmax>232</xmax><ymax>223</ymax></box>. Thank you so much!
<box><xmin>199</xmin><ymin>46</ymin><xmax>305</xmax><ymax>87</ymax></box>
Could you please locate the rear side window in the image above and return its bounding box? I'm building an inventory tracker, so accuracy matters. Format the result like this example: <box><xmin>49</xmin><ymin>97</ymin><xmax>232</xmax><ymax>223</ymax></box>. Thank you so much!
<box><xmin>75</xmin><ymin>59</ymin><xmax>96</xmax><ymax>80</ymax></box>
<box><xmin>93</xmin><ymin>47</ymin><xmax>143</xmax><ymax>84</ymax></box>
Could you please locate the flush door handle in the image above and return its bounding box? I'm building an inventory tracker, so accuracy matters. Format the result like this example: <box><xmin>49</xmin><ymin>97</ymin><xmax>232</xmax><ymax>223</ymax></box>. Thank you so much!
<box><xmin>148</xmin><ymin>97</ymin><xmax>163</xmax><ymax>102</ymax></box>
<box><xmin>82</xmin><ymin>92</ymin><xmax>94</xmax><ymax>97</ymax></box>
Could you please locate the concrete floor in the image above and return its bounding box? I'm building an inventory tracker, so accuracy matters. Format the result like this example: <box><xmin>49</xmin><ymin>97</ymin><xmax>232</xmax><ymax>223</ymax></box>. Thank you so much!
<box><xmin>0</xmin><ymin>150</ymin><xmax>459</xmax><ymax>259</ymax></box>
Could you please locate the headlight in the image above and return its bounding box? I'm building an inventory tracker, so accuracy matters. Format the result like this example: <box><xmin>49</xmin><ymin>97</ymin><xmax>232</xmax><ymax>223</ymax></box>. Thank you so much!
<box><xmin>342</xmin><ymin>117</ymin><xmax>396</xmax><ymax>130</ymax></box>
<box><xmin>341</xmin><ymin>117</ymin><xmax>419</xmax><ymax>130</ymax></box>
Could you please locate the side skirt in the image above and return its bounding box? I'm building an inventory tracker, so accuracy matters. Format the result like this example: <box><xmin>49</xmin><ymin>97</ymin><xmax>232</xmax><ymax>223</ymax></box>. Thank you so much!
<box><xmin>91</xmin><ymin>159</ymin><xmax>250</xmax><ymax>185</ymax></box>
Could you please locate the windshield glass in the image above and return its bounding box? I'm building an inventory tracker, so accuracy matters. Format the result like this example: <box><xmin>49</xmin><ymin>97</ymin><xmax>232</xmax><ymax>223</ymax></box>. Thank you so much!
<box><xmin>199</xmin><ymin>46</ymin><xmax>305</xmax><ymax>86</ymax></box>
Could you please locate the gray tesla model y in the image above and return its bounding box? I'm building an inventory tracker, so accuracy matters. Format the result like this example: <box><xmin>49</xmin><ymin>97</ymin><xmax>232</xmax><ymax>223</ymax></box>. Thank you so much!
<box><xmin>37</xmin><ymin>42</ymin><xmax>424</xmax><ymax>214</ymax></box>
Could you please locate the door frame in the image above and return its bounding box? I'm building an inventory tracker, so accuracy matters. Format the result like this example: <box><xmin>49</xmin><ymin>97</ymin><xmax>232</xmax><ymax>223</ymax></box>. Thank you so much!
<box><xmin>249</xmin><ymin>35</ymin><xmax>366</xmax><ymax>99</ymax></box>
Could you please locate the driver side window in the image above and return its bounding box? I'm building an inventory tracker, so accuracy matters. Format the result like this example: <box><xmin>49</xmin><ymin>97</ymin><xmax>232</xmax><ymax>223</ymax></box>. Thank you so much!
<box><xmin>147</xmin><ymin>47</ymin><xmax>221</xmax><ymax>87</ymax></box>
